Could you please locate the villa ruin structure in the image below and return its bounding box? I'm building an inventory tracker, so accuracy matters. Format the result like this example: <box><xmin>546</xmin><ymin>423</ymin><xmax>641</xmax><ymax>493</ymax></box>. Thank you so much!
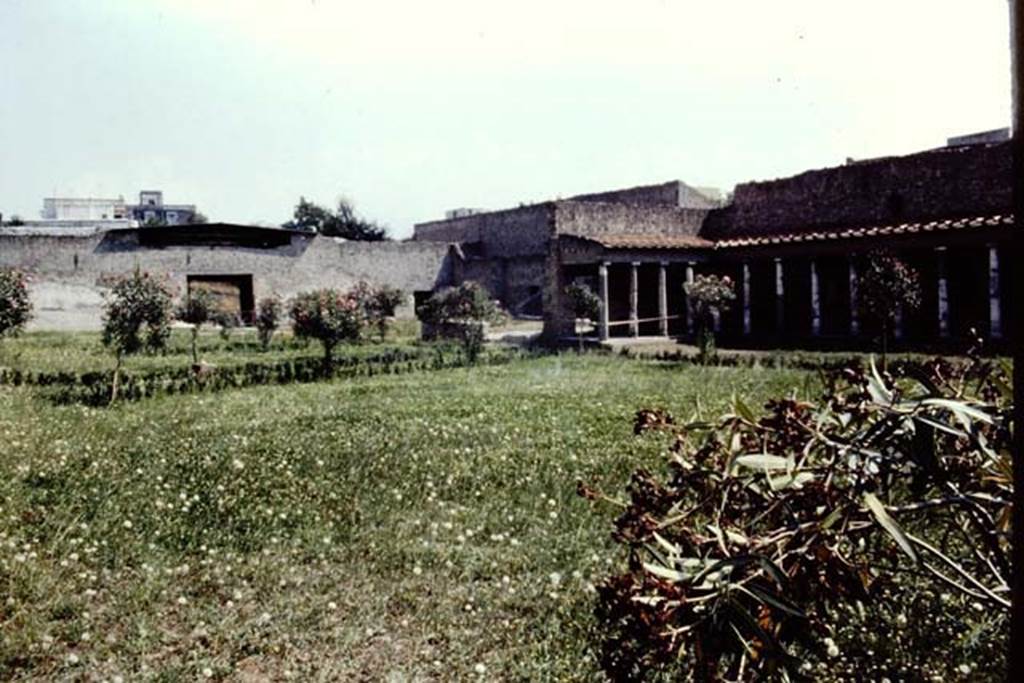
<box><xmin>1</xmin><ymin>133</ymin><xmax>1014</xmax><ymax>350</ymax></box>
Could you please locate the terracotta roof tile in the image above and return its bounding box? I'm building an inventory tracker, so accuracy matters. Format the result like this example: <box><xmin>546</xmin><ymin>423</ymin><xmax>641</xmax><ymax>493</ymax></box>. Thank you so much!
<box><xmin>713</xmin><ymin>214</ymin><xmax>1013</xmax><ymax>249</ymax></box>
<box><xmin>572</xmin><ymin>233</ymin><xmax>713</xmax><ymax>250</ymax></box>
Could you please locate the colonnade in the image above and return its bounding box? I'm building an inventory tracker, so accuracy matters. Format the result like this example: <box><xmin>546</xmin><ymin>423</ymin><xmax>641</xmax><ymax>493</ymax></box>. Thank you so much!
<box><xmin>590</xmin><ymin>244</ymin><xmax>1003</xmax><ymax>342</ymax></box>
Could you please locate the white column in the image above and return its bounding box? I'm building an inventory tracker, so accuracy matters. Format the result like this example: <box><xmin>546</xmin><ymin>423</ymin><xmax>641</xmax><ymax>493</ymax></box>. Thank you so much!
<box><xmin>848</xmin><ymin>258</ymin><xmax>860</xmax><ymax>336</ymax></box>
<box><xmin>598</xmin><ymin>262</ymin><xmax>609</xmax><ymax>341</ymax></box>
<box><xmin>774</xmin><ymin>258</ymin><xmax>785</xmax><ymax>334</ymax></box>
<box><xmin>742</xmin><ymin>262</ymin><xmax>752</xmax><ymax>335</ymax></box>
<box><xmin>894</xmin><ymin>304</ymin><xmax>905</xmax><ymax>340</ymax></box>
<box><xmin>988</xmin><ymin>244</ymin><xmax>1002</xmax><ymax>339</ymax></box>
<box><xmin>658</xmin><ymin>261</ymin><xmax>668</xmax><ymax>337</ymax></box>
<box><xmin>810</xmin><ymin>259</ymin><xmax>822</xmax><ymax>336</ymax></box>
<box><xmin>936</xmin><ymin>247</ymin><xmax>950</xmax><ymax>338</ymax></box>
<box><xmin>685</xmin><ymin>262</ymin><xmax>695</xmax><ymax>333</ymax></box>
<box><xmin>629</xmin><ymin>261</ymin><xmax>639</xmax><ymax>337</ymax></box>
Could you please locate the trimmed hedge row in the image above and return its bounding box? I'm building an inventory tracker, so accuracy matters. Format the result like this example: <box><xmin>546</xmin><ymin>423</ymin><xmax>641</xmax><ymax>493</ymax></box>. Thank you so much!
<box><xmin>1</xmin><ymin>346</ymin><xmax>542</xmax><ymax>406</ymax></box>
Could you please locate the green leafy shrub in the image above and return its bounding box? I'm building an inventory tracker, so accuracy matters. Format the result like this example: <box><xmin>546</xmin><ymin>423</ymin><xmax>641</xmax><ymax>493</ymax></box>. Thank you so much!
<box><xmin>417</xmin><ymin>282</ymin><xmax>504</xmax><ymax>363</ymax></box>
<box><xmin>255</xmin><ymin>296</ymin><xmax>282</xmax><ymax>350</ymax></box>
<box><xmin>101</xmin><ymin>270</ymin><xmax>174</xmax><ymax>401</ymax></box>
<box><xmin>684</xmin><ymin>274</ymin><xmax>736</xmax><ymax>363</ymax></box>
<box><xmin>857</xmin><ymin>251</ymin><xmax>922</xmax><ymax>367</ymax></box>
<box><xmin>212</xmin><ymin>309</ymin><xmax>241</xmax><ymax>341</ymax></box>
<box><xmin>289</xmin><ymin>289</ymin><xmax>364</xmax><ymax>372</ymax></box>
<box><xmin>175</xmin><ymin>288</ymin><xmax>215</xmax><ymax>364</ymax></box>
<box><xmin>565</xmin><ymin>282</ymin><xmax>600</xmax><ymax>350</ymax></box>
<box><xmin>581</xmin><ymin>354</ymin><xmax>1011</xmax><ymax>680</ymax></box>
<box><xmin>0</xmin><ymin>267</ymin><xmax>32</xmax><ymax>339</ymax></box>
<box><xmin>351</xmin><ymin>281</ymin><xmax>405</xmax><ymax>340</ymax></box>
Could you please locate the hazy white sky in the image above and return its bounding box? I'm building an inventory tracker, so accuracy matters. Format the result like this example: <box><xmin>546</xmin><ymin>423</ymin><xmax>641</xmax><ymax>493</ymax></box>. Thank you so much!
<box><xmin>0</xmin><ymin>0</ymin><xmax>1012</xmax><ymax>237</ymax></box>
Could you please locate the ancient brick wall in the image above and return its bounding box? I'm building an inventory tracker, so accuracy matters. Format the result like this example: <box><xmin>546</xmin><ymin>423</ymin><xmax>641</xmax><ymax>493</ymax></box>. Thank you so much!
<box><xmin>0</xmin><ymin>231</ymin><xmax>452</xmax><ymax>330</ymax></box>
<box><xmin>704</xmin><ymin>141</ymin><xmax>1013</xmax><ymax>239</ymax></box>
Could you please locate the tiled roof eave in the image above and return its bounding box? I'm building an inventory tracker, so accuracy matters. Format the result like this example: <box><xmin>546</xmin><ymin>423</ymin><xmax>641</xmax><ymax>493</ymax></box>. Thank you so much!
<box><xmin>712</xmin><ymin>214</ymin><xmax>1014</xmax><ymax>250</ymax></box>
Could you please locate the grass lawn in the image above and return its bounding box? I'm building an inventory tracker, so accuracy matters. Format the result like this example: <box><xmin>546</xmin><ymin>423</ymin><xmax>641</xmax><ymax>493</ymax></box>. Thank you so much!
<box><xmin>0</xmin><ymin>351</ymin><xmax>814</xmax><ymax>681</ymax></box>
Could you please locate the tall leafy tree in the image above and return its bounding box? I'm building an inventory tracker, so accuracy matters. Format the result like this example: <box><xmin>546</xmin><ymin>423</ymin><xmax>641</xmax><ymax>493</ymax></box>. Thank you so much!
<box><xmin>282</xmin><ymin>197</ymin><xmax>388</xmax><ymax>241</ymax></box>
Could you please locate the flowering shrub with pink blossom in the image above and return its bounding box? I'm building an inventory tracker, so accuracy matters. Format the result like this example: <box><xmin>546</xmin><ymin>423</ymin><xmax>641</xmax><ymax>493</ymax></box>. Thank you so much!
<box><xmin>289</xmin><ymin>289</ymin><xmax>364</xmax><ymax>371</ymax></box>
<box><xmin>417</xmin><ymin>282</ymin><xmax>505</xmax><ymax>362</ymax></box>
<box><xmin>0</xmin><ymin>267</ymin><xmax>32</xmax><ymax>339</ymax></box>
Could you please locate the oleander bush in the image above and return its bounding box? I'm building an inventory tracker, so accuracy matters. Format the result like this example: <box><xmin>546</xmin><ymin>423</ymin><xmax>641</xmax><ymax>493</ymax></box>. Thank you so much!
<box><xmin>175</xmin><ymin>288</ymin><xmax>215</xmax><ymax>365</ymax></box>
<box><xmin>418</xmin><ymin>282</ymin><xmax>506</xmax><ymax>363</ymax></box>
<box><xmin>351</xmin><ymin>281</ymin><xmax>405</xmax><ymax>341</ymax></box>
<box><xmin>101</xmin><ymin>270</ymin><xmax>174</xmax><ymax>401</ymax></box>
<box><xmin>581</xmin><ymin>353</ymin><xmax>1011</xmax><ymax>680</ymax></box>
<box><xmin>255</xmin><ymin>296</ymin><xmax>282</xmax><ymax>350</ymax></box>
<box><xmin>289</xmin><ymin>289</ymin><xmax>364</xmax><ymax>372</ymax></box>
<box><xmin>0</xmin><ymin>267</ymin><xmax>32</xmax><ymax>339</ymax></box>
<box><xmin>684</xmin><ymin>274</ymin><xmax>736</xmax><ymax>364</ymax></box>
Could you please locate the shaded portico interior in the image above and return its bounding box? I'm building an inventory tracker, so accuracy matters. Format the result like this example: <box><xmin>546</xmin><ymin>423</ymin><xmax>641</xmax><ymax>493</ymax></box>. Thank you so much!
<box><xmin>558</xmin><ymin>214</ymin><xmax>1013</xmax><ymax>351</ymax></box>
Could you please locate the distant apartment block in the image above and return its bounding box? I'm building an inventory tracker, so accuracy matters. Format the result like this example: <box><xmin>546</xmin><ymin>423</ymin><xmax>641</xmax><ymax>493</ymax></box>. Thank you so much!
<box><xmin>129</xmin><ymin>190</ymin><xmax>198</xmax><ymax>226</ymax></box>
<box><xmin>41</xmin><ymin>196</ymin><xmax>129</xmax><ymax>221</ymax></box>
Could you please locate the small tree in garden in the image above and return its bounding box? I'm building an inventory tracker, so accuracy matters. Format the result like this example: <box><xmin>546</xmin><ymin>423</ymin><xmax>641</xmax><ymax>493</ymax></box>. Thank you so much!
<box><xmin>289</xmin><ymin>289</ymin><xmax>363</xmax><ymax>373</ymax></box>
<box><xmin>352</xmin><ymin>282</ymin><xmax>405</xmax><ymax>341</ymax></box>
<box><xmin>212</xmin><ymin>310</ymin><xmax>240</xmax><ymax>342</ymax></box>
<box><xmin>580</xmin><ymin>355</ymin><xmax>1012</xmax><ymax>680</ymax></box>
<box><xmin>857</xmin><ymin>251</ymin><xmax>921</xmax><ymax>369</ymax></box>
<box><xmin>418</xmin><ymin>282</ymin><xmax>503</xmax><ymax>363</ymax></box>
<box><xmin>0</xmin><ymin>267</ymin><xmax>32</xmax><ymax>340</ymax></box>
<box><xmin>683</xmin><ymin>274</ymin><xmax>736</xmax><ymax>363</ymax></box>
<box><xmin>175</xmin><ymin>288</ymin><xmax>214</xmax><ymax>365</ymax></box>
<box><xmin>565</xmin><ymin>282</ymin><xmax>600</xmax><ymax>351</ymax></box>
<box><xmin>255</xmin><ymin>296</ymin><xmax>281</xmax><ymax>350</ymax></box>
<box><xmin>101</xmin><ymin>270</ymin><xmax>173</xmax><ymax>402</ymax></box>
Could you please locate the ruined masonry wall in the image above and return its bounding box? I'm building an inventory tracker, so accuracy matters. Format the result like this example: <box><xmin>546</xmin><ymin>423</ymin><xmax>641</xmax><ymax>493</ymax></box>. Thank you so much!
<box><xmin>0</xmin><ymin>232</ymin><xmax>452</xmax><ymax>330</ymax></box>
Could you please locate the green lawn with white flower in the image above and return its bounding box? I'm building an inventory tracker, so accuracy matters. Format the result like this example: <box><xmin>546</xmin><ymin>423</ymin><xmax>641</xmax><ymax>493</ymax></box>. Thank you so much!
<box><xmin>0</xmin><ymin>351</ymin><xmax>813</xmax><ymax>681</ymax></box>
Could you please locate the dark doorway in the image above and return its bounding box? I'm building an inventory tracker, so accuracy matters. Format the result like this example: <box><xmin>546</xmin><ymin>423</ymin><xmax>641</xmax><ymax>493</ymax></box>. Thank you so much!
<box><xmin>188</xmin><ymin>274</ymin><xmax>255</xmax><ymax>324</ymax></box>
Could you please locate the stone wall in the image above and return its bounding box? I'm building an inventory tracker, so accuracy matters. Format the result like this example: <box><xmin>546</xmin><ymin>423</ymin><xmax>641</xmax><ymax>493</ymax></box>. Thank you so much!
<box><xmin>413</xmin><ymin>203</ymin><xmax>554</xmax><ymax>257</ymax></box>
<box><xmin>704</xmin><ymin>141</ymin><xmax>1013</xmax><ymax>239</ymax></box>
<box><xmin>554</xmin><ymin>201</ymin><xmax>708</xmax><ymax>237</ymax></box>
<box><xmin>0</xmin><ymin>230</ymin><xmax>453</xmax><ymax>330</ymax></box>
<box><xmin>568</xmin><ymin>180</ymin><xmax>719</xmax><ymax>208</ymax></box>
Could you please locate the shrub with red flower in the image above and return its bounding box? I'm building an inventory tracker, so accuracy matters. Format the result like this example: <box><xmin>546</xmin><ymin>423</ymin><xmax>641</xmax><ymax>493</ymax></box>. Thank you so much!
<box><xmin>289</xmin><ymin>289</ymin><xmax>364</xmax><ymax>371</ymax></box>
<box><xmin>0</xmin><ymin>267</ymin><xmax>32</xmax><ymax>340</ymax></box>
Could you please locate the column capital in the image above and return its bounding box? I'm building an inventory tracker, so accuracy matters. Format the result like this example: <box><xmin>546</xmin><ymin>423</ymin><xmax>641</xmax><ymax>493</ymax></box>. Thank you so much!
<box><xmin>935</xmin><ymin>246</ymin><xmax>948</xmax><ymax>253</ymax></box>
<box><xmin>630</xmin><ymin>260</ymin><xmax>641</xmax><ymax>268</ymax></box>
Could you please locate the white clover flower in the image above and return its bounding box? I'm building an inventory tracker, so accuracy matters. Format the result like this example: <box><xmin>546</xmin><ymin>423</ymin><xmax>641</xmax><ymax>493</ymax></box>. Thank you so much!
<box><xmin>474</xmin><ymin>663</ymin><xmax>487</xmax><ymax>675</ymax></box>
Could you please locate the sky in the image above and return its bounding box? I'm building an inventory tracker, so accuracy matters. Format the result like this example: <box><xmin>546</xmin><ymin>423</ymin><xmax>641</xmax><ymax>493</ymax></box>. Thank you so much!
<box><xmin>0</xmin><ymin>0</ymin><xmax>1013</xmax><ymax>238</ymax></box>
